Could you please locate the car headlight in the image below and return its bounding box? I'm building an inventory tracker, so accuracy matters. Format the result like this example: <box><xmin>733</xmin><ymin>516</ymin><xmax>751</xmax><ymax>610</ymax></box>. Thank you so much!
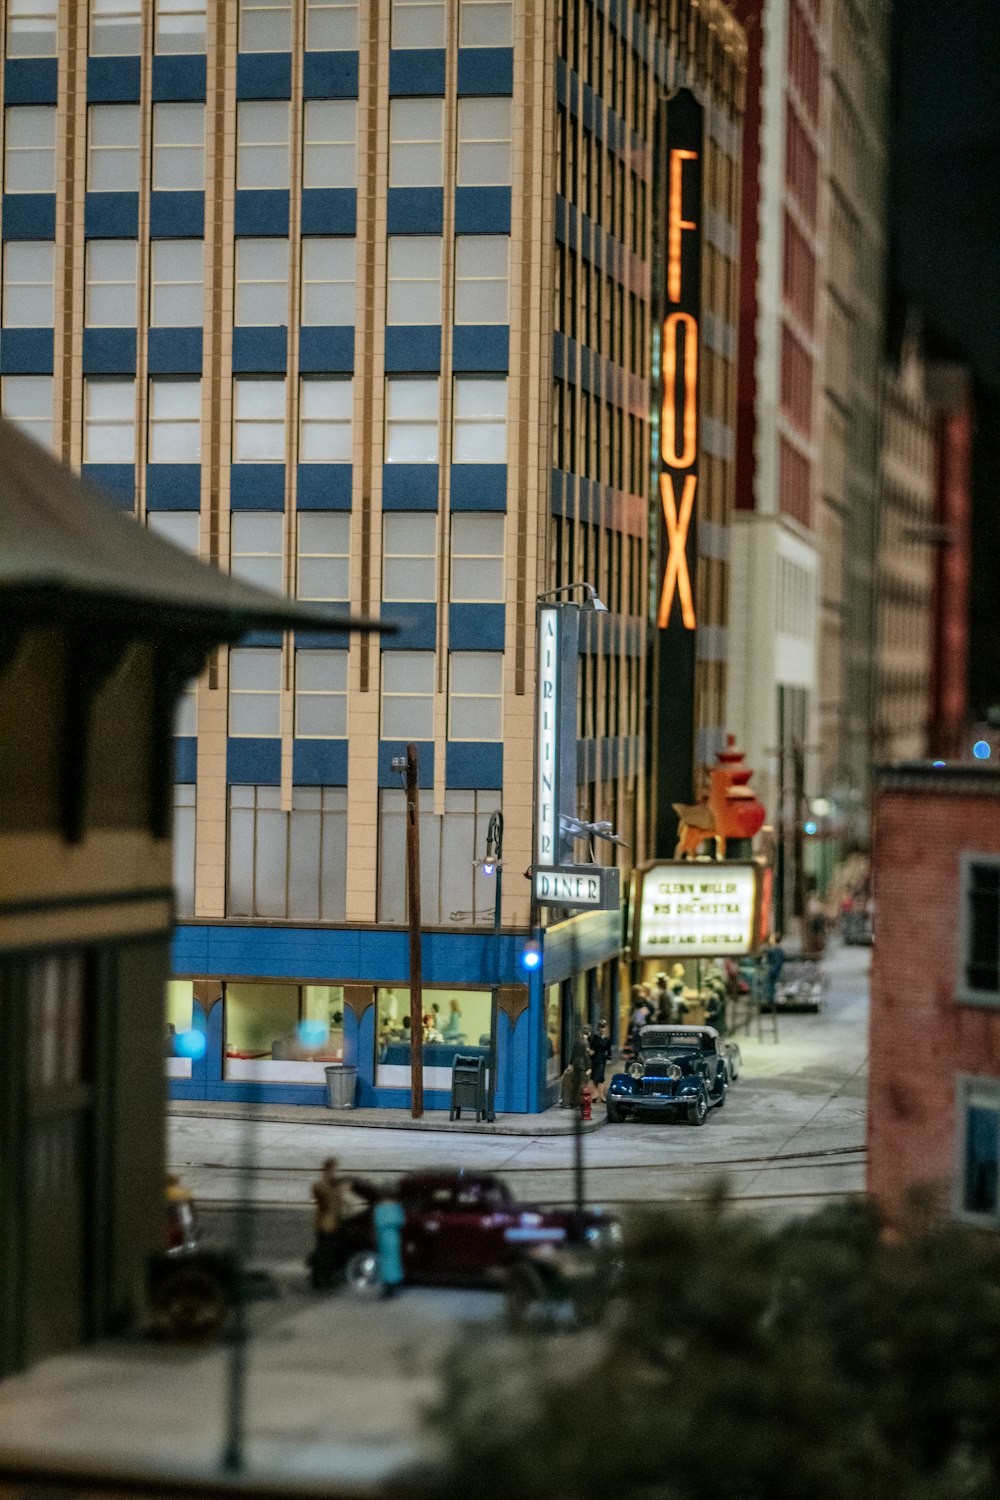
<box><xmin>666</xmin><ymin>1063</ymin><xmax>682</xmax><ymax>1081</ymax></box>
<box><xmin>628</xmin><ymin>1061</ymin><xmax>645</xmax><ymax>1079</ymax></box>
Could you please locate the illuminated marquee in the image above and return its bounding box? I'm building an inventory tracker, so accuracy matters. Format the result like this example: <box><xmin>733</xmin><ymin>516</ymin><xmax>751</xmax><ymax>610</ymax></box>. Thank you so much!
<box><xmin>633</xmin><ymin>861</ymin><xmax>762</xmax><ymax>959</ymax></box>
<box><xmin>657</xmin><ymin>92</ymin><xmax>703</xmax><ymax>633</ymax></box>
<box><xmin>535</xmin><ymin>606</ymin><xmax>560</xmax><ymax>867</ymax></box>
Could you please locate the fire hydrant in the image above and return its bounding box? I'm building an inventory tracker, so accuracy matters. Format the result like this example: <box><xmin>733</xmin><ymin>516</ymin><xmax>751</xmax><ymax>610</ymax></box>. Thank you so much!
<box><xmin>579</xmin><ymin>1076</ymin><xmax>593</xmax><ymax>1122</ymax></box>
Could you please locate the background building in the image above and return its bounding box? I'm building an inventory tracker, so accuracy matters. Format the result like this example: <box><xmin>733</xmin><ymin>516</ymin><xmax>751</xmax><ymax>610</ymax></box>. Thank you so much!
<box><xmin>727</xmin><ymin>0</ymin><xmax>891</xmax><ymax>924</ymax></box>
<box><xmin>0</xmin><ymin>0</ymin><xmax>745</xmax><ymax>1111</ymax></box>
<box><xmin>875</xmin><ymin>329</ymin><xmax>935</xmax><ymax>763</ymax></box>
<box><xmin>868</xmin><ymin>763</ymin><xmax>1000</xmax><ymax>1229</ymax></box>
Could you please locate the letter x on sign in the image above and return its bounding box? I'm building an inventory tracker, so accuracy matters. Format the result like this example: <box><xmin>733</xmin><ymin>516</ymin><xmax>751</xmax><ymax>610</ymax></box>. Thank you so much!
<box><xmin>657</xmin><ymin>471</ymin><xmax>696</xmax><ymax>630</ymax></box>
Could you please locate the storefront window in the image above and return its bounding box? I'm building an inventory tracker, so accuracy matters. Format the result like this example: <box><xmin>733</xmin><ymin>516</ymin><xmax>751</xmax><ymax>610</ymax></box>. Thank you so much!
<box><xmin>164</xmin><ymin>979</ymin><xmax>194</xmax><ymax>1079</ymax></box>
<box><xmin>375</xmin><ymin>985</ymin><xmax>492</xmax><ymax>1091</ymax></box>
<box><xmin>223</xmin><ymin>981</ymin><xmax>345</xmax><ymax>1082</ymax></box>
<box><xmin>545</xmin><ymin>983</ymin><xmax>561</xmax><ymax>1082</ymax></box>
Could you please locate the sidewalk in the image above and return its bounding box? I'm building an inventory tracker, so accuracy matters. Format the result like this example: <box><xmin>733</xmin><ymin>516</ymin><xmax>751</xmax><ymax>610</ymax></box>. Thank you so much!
<box><xmin>168</xmin><ymin>1100</ymin><xmax>604</xmax><ymax>1135</ymax></box>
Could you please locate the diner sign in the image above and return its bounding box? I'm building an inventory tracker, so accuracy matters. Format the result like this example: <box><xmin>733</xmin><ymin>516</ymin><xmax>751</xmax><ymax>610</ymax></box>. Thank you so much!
<box><xmin>534</xmin><ymin>865</ymin><xmax>621</xmax><ymax>911</ymax></box>
<box><xmin>633</xmin><ymin>861</ymin><xmax>760</xmax><ymax>958</ymax></box>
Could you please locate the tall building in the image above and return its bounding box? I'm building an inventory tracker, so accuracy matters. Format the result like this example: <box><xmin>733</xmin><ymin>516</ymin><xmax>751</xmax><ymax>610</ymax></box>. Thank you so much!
<box><xmin>728</xmin><ymin>0</ymin><xmax>890</xmax><ymax>919</ymax></box>
<box><xmin>816</xmin><ymin>0</ymin><xmax>890</xmax><ymax>846</ymax></box>
<box><xmin>875</xmin><ymin>330</ymin><xmax>935</xmax><ymax>764</ymax></box>
<box><xmin>727</xmin><ymin>0</ymin><xmax>826</xmax><ymax>922</ymax></box>
<box><xmin>0</xmin><ymin>0</ymin><xmax>745</xmax><ymax>1111</ymax></box>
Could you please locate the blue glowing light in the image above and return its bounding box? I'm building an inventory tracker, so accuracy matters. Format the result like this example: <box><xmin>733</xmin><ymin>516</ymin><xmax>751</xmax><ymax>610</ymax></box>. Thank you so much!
<box><xmin>933</xmin><ymin>760</ymin><xmax>946</xmax><ymax>767</ymax></box>
<box><xmin>175</xmin><ymin>1028</ymin><xmax>206</xmax><ymax>1060</ymax></box>
<box><xmin>520</xmin><ymin>943</ymin><xmax>542</xmax><ymax>972</ymax></box>
<box><xmin>297</xmin><ymin>1019</ymin><xmax>329</xmax><ymax>1049</ymax></box>
<box><xmin>973</xmin><ymin>741</ymin><xmax>991</xmax><ymax>760</ymax></box>
<box><xmin>804</xmin><ymin>820</ymin><xmax>818</xmax><ymax>836</ymax></box>
<box><xmin>482</xmin><ymin>861</ymin><xmax>495</xmax><ymax>877</ymax></box>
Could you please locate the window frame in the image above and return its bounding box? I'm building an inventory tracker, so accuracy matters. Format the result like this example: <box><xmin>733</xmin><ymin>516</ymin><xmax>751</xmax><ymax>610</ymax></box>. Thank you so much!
<box><xmin>458</xmin><ymin>0</ymin><xmax>513</xmax><ymax>48</ymax></box>
<box><xmin>296</xmin><ymin>511</ymin><xmax>351</xmax><ymax>603</ymax></box>
<box><xmin>303</xmin><ymin>99</ymin><xmax>357</xmax><ymax>191</ymax></box>
<box><xmin>447</xmin><ymin>650</ymin><xmax>503</xmax><ymax>742</ymax></box>
<box><xmin>148</xmin><ymin>377</ymin><xmax>201</xmax><ymax>464</ymax></box>
<box><xmin>228</xmin><ymin>645</ymin><xmax>283</xmax><ymax>738</ymax></box>
<box><xmin>234</xmin><ymin>237</ymin><xmax>290</xmax><ymax>327</ymax></box>
<box><xmin>83</xmin><ymin>376</ymin><xmax>136</xmax><ymax>464</ymax></box>
<box><xmin>298</xmin><ymin>375</ymin><xmax>353</xmax><ymax>463</ymax></box>
<box><xmin>232</xmin><ymin>376</ymin><xmax>287</xmax><ymax>463</ymax></box>
<box><xmin>154</xmin><ymin>0</ymin><xmax>207</xmax><ymax>55</ymax></box>
<box><xmin>384</xmin><ymin>375</ymin><xmax>440</xmax><ymax>464</ymax></box>
<box><xmin>294</xmin><ymin>648</ymin><xmax>349</xmax><ymax>739</ymax></box>
<box><xmin>6</xmin><ymin>0</ymin><xmax>58</xmax><ymax>58</ymax></box>
<box><xmin>300</xmin><ymin>236</ymin><xmax>356</xmax><ymax>326</ymax></box>
<box><xmin>454</xmin><ymin>234</ymin><xmax>509</xmax><ymax>326</ymax></box>
<box><xmin>449</xmin><ymin>512</ymin><xmax>505</xmax><ymax>603</ymax></box>
<box><xmin>456</xmin><ymin>97</ymin><xmax>512</xmax><ymax>188</ymax></box>
<box><xmin>85</xmin><ymin>239</ymin><xmax>138</xmax><ymax>328</ymax></box>
<box><xmin>305</xmin><ymin>0</ymin><xmax>358</xmax><ymax>51</ymax></box>
<box><xmin>1</xmin><ymin>240</ymin><xmax>55</xmax><ymax>328</ymax></box>
<box><xmin>1</xmin><ymin>373</ymin><xmax>53</xmax><ymax>451</ymax></box>
<box><xmin>387</xmin><ymin>234</ymin><xmax>443</xmax><ymax>326</ymax></box>
<box><xmin>238</xmin><ymin>0</ymin><xmax>292</xmax><ymax>52</ymax></box>
<box><xmin>90</xmin><ymin>0</ymin><xmax>143</xmax><ymax>57</ymax></box>
<box><xmin>452</xmin><ymin>374</ymin><xmax>507</xmax><ymax>464</ymax></box>
<box><xmin>955</xmin><ymin>1073</ymin><xmax>1000</xmax><ymax>1228</ymax></box>
<box><xmin>87</xmin><ymin>103</ymin><xmax>142</xmax><ymax>193</ymax></box>
<box><xmin>382</xmin><ymin>511</ymin><xmax>437</xmax><ymax>603</ymax></box>
<box><xmin>380</xmin><ymin>650</ymin><xmax>436</xmax><ymax>741</ymax></box>
<box><xmin>388</xmin><ymin>98</ymin><xmax>444</xmax><ymax>189</ymax></box>
<box><xmin>4</xmin><ymin>104</ymin><xmax>57</xmax><ymax>194</ymax></box>
<box><xmin>230</xmin><ymin>510</ymin><xmax>285</xmax><ymax>594</ymax></box>
<box><xmin>391</xmin><ymin>0</ymin><xmax>446</xmax><ymax>50</ymax></box>
<box><xmin>151</xmin><ymin>101</ymin><xmax>205</xmax><ymax>192</ymax></box>
<box><xmin>236</xmin><ymin>100</ymin><xmax>291</xmax><ymax>191</ymax></box>
<box><xmin>150</xmin><ymin>238</ymin><xmax>204</xmax><ymax>327</ymax></box>
<box><xmin>957</xmin><ymin>853</ymin><xmax>1000</xmax><ymax>1008</ymax></box>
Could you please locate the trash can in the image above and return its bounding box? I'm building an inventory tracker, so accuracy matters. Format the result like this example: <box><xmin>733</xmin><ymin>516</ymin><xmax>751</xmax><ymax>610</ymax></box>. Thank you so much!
<box><xmin>324</xmin><ymin>1064</ymin><xmax>357</xmax><ymax>1109</ymax></box>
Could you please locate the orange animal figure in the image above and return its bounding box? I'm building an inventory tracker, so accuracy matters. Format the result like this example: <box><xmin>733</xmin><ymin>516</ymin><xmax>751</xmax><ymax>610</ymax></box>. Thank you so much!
<box><xmin>673</xmin><ymin>737</ymin><xmax>766</xmax><ymax>859</ymax></box>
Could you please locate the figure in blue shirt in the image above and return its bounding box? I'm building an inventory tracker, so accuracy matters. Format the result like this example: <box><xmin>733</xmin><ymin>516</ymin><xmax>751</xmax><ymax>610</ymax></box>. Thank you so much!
<box><xmin>373</xmin><ymin>1193</ymin><xmax>405</xmax><ymax>1300</ymax></box>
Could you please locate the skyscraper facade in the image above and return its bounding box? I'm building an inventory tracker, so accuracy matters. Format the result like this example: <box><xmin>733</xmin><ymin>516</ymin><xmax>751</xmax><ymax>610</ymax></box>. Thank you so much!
<box><xmin>0</xmin><ymin>0</ymin><xmax>745</xmax><ymax>1110</ymax></box>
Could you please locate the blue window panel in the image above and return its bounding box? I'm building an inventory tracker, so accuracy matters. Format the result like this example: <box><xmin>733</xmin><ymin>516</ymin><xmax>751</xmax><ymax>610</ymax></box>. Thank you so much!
<box><xmin>450</xmin><ymin>464</ymin><xmax>506</xmax><ymax>510</ymax></box>
<box><xmin>236</xmin><ymin>53</ymin><xmax>292</xmax><ymax>99</ymax></box>
<box><xmin>446</xmin><ymin>742</ymin><xmax>503</xmax><ymax>790</ymax></box>
<box><xmin>298</xmin><ymin>324</ymin><xmax>354</xmax><ymax>372</ymax></box>
<box><xmin>232</xmin><ymin>326</ymin><xmax>288</xmax><ymax>373</ymax></box>
<box><xmin>148</xmin><ymin>327</ymin><xmax>203</xmax><ymax>374</ymax></box>
<box><xmin>452</xmin><ymin>324</ymin><xmax>508</xmax><ymax>372</ymax></box>
<box><xmin>146</xmin><ymin>465</ymin><xmax>201</xmax><ymax>509</ymax></box>
<box><xmin>174</xmin><ymin>736</ymin><xmax>197</xmax><ymax>783</ymax></box>
<box><xmin>85</xmin><ymin>193</ymin><xmax>139</xmax><ymax>238</ymax></box>
<box><xmin>303</xmin><ymin>52</ymin><xmax>359</xmax><ymax>98</ymax></box>
<box><xmin>380</xmin><ymin>602</ymin><xmax>436</xmax><ymax>649</ymax></box>
<box><xmin>0</xmin><ymin>328</ymin><xmax>53</xmax><ymax>374</ymax></box>
<box><xmin>382</xmin><ymin>463</ymin><xmax>439</xmax><ymax>509</ymax></box>
<box><xmin>301</xmin><ymin>188</ymin><xmax>356</xmax><ymax>234</ymax></box>
<box><xmin>296</xmin><ymin>463</ymin><xmax>352</xmax><ymax>508</ymax></box>
<box><xmin>234</xmin><ymin>190</ymin><xmax>289</xmax><ymax>237</ymax></box>
<box><xmin>293</xmin><ymin>739</ymin><xmax>348</xmax><ymax>786</ymax></box>
<box><xmin>384</xmin><ymin>325</ymin><xmax>441</xmax><ymax>372</ymax></box>
<box><xmin>82</xmin><ymin>328</ymin><xmax>136</xmax><ymax>374</ymax></box>
<box><xmin>379</xmin><ymin>741</ymin><xmax>433</xmax><ymax>788</ymax></box>
<box><xmin>389</xmin><ymin>50</ymin><xmax>446</xmax><ymax>95</ymax></box>
<box><xmin>230</xmin><ymin>465</ymin><xmax>286</xmax><ymax>509</ymax></box>
<box><xmin>295</xmin><ymin>629</ymin><xmax>352</xmax><ymax>649</ymax></box>
<box><xmin>386</xmin><ymin>188</ymin><xmax>443</xmax><ymax>235</ymax></box>
<box><xmin>150</xmin><ymin>191</ymin><xmax>205</xmax><ymax>238</ymax></box>
<box><xmin>4</xmin><ymin>58</ymin><xmax>58</xmax><ymax>105</ymax></box>
<box><xmin>454</xmin><ymin>187</ymin><xmax>511</xmax><ymax>234</ymax></box>
<box><xmin>2</xmin><ymin>195</ymin><xmax>55</xmax><ymax>240</ymax></box>
<box><xmin>239</xmin><ymin>630</ymin><xmax>283</xmax><ymax>647</ymax></box>
<box><xmin>227</xmin><ymin>738</ymin><xmax>281</xmax><ymax>785</ymax></box>
<box><xmin>152</xmin><ymin>55</ymin><xmax>207</xmax><ymax>102</ymax></box>
<box><xmin>82</xmin><ymin>464</ymin><xmax>135</xmax><ymax>506</ymax></box>
<box><xmin>448</xmin><ymin>604</ymin><xmax>505</xmax><ymax>651</ymax></box>
<box><xmin>457</xmin><ymin>49</ymin><xmax>513</xmax><ymax>95</ymax></box>
<box><xmin>87</xmin><ymin>56</ymin><xmax>141</xmax><ymax>102</ymax></box>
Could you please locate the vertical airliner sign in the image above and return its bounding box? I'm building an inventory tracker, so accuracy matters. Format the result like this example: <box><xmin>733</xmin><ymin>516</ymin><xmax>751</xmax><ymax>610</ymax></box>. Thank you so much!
<box><xmin>657</xmin><ymin>90</ymin><xmax>702</xmax><ymax>633</ymax></box>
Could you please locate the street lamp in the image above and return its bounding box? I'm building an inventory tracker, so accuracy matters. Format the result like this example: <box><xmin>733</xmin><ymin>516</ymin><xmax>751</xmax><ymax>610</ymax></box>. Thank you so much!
<box><xmin>536</xmin><ymin>581</ymin><xmax>609</xmax><ymax>611</ymax></box>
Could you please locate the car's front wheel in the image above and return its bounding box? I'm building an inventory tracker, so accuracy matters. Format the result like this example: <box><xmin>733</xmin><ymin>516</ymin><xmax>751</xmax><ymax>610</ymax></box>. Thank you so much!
<box><xmin>344</xmin><ymin>1250</ymin><xmax>380</xmax><ymax>1296</ymax></box>
<box><xmin>686</xmin><ymin>1091</ymin><xmax>708</xmax><ymax>1126</ymax></box>
<box><xmin>606</xmin><ymin>1101</ymin><xmax>621</xmax><ymax>1123</ymax></box>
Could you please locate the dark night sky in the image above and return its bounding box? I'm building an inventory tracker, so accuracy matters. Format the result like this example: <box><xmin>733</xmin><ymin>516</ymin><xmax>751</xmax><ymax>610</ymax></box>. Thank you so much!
<box><xmin>890</xmin><ymin>0</ymin><xmax>999</xmax><ymax>389</ymax></box>
<box><xmin>890</xmin><ymin>0</ymin><xmax>1000</xmax><ymax>717</ymax></box>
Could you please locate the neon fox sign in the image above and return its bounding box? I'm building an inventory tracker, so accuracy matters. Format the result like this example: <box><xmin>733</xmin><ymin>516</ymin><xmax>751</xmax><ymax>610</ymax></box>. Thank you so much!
<box><xmin>657</xmin><ymin>100</ymin><xmax>701</xmax><ymax>632</ymax></box>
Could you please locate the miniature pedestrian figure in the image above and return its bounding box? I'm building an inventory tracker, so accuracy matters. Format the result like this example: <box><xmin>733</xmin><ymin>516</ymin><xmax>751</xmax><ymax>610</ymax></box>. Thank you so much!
<box><xmin>588</xmin><ymin>1019</ymin><xmax>612</xmax><ymax>1103</ymax></box>
<box><xmin>310</xmin><ymin>1157</ymin><xmax>345</xmax><ymax>1291</ymax></box>
<box><xmin>579</xmin><ymin>1069</ymin><xmax>594</xmax><ymax>1121</ymax></box>
<box><xmin>373</xmin><ymin>1191</ymin><xmax>405</xmax><ymax>1299</ymax></box>
<box><xmin>559</xmin><ymin>1061</ymin><xmax>578</xmax><ymax>1108</ymax></box>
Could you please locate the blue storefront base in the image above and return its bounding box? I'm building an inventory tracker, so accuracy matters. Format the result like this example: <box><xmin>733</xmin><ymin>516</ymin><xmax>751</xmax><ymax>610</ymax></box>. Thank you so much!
<box><xmin>168</xmin><ymin>912</ymin><xmax>621</xmax><ymax>1113</ymax></box>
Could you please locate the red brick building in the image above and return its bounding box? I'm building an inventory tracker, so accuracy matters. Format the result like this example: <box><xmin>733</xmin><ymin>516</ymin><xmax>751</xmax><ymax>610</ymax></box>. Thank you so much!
<box><xmin>868</xmin><ymin>764</ymin><xmax>1000</xmax><ymax>1225</ymax></box>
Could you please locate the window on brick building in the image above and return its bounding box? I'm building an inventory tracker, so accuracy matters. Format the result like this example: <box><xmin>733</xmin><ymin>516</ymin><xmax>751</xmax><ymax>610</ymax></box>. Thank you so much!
<box><xmin>91</xmin><ymin>0</ymin><xmax>143</xmax><ymax>56</ymax></box>
<box><xmin>958</xmin><ymin>855</ymin><xmax>1000</xmax><ymax>1005</ymax></box>
<box><xmin>5</xmin><ymin>105</ymin><xmax>56</xmax><ymax>192</ymax></box>
<box><xmin>306</xmin><ymin>0</ymin><xmax>357</xmax><ymax>51</ymax></box>
<box><xmin>956</xmin><ymin>1077</ymin><xmax>1000</xmax><ymax>1227</ymax></box>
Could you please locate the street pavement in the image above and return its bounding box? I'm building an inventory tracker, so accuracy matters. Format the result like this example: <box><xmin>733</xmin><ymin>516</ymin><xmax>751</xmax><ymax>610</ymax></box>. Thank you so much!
<box><xmin>0</xmin><ymin>941</ymin><xmax>870</xmax><ymax>1491</ymax></box>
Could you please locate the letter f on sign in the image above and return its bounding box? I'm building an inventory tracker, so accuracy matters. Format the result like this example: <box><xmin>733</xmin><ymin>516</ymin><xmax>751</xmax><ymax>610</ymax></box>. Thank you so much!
<box><xmin>658</xmin><ymin>472</ymin><xmax>696</xmax><ymax>629</ymax></box>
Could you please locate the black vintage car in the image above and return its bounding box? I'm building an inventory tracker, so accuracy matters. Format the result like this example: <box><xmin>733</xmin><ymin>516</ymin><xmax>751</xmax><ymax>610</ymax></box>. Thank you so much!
<box><xmin>606</xmin><ymin>1025</ymin><xmax>729</xmax><ymax>1125</ymax></box>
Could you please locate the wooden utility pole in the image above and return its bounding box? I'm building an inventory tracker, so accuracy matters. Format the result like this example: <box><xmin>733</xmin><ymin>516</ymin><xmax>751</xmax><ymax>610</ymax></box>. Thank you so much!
<box><xmin>405</xmin><ymin>742</ymin><xmax>424</xmax><ymax>1118</ymax></box>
